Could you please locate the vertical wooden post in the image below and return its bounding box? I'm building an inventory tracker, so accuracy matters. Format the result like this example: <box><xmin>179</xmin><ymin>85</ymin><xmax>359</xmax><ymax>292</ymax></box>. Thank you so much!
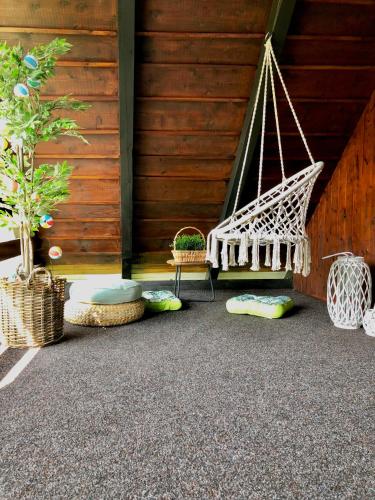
<box><xmin>118</xmin><ymin>0</ymin><xmax>135</xmax><ymax>278</ymax></box>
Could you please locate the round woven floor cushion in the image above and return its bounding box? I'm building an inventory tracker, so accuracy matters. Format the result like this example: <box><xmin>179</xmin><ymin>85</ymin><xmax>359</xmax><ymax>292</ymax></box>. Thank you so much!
<box><xmin>64</xmin><ymin>298</ymin><xmax>145</xmax><ymax>326</ymax></box>
<box><xmin>69</xmin><ymin>278</ymin><xmax>142</xmax><ymax>305</ymax></box>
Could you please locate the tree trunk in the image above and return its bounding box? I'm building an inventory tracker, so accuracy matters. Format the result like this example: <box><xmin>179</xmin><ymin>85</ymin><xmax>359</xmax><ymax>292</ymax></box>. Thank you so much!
<box><xmin>20</xmin><ymin>220</ymin><xmax>33</xmax><ymax>278</ymax></box>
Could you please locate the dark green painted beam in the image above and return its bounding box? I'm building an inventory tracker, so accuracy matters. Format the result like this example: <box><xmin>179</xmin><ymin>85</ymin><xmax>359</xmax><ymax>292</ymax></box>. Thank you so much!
<box><xmin>118</xmin><ymin>0</ymin><xmax>135</xmax><ymax>278</ymax></box>
<box><xmin>220</xmin><ymin>0</ymin><xmax>297</xmax><ymax>221</ymax></box>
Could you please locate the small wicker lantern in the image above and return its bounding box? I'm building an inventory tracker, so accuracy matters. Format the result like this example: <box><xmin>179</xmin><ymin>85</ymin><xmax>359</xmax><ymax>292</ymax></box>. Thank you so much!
<box><xmin>363</xmin><ymin>309</ymin><xmax>375</xmax><ymax>337</ymax></box>
<box><xmin>323</xmin><ymin>252</ymin><xmax>372</xmax><ymax>329</ymax></box>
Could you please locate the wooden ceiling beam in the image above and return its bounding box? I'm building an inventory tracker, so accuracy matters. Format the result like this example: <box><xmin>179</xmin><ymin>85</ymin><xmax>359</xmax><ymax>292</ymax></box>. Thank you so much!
<box><xmin>118</xmin><ymin>0</ymin><xmax>135</xmax><ymax>278</ymax></box>
<box><xmin>220</xmin><ymin>0</ymin><xmax>297</xmax><ymax>221</ymax></box>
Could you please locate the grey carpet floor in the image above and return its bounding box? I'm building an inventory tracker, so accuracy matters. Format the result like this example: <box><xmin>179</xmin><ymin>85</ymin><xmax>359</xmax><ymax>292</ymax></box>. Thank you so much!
<box><xmin>0</xmin><ymin>289</ymin><xmax>374</xmax><ymax>499</ymax></box>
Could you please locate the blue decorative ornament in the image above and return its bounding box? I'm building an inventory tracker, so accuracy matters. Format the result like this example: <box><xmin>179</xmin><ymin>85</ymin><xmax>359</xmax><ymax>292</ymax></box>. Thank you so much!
<box><xmin>23</xmin><ymin>54</ymin><xmax>38</xmax><ymax>70</ymax></box>
<box><xmin>27</xmin><ymin>78</ymin><xmax>41</xmax><ymax>89</ymax></box>
<box><xmin>13</xmin><ymin>83</ymin><xmax>29</xmax><ymax>98</ymax></box>
<box><xmin>40</xmin><ymin>214</ymin><xmax>54</xmax><ymax>229</ymax></box>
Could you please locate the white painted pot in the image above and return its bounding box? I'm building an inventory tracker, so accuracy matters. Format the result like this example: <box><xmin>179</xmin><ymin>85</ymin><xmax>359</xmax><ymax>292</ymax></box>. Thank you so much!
<box><xmin>324</xmin><ymin>253</ymin><xmax>372</xmax><ymax>330</ymax></box>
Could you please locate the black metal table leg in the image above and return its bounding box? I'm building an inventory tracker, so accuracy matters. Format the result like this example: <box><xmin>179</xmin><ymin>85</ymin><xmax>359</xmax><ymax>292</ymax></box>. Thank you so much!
<box><xmin>208</xmin><ymin>265</ymin><xmax>215</xmax><ymax>302</ymax></box>
<box><xmin>173</xmin><ymin>265</ymin><xmax>178</xmax><ymax>296</ymax></box>
<box><xmin>176</xmin><ymin>265</ymin><xmax>181</xmax><ymax>298</ymax></box>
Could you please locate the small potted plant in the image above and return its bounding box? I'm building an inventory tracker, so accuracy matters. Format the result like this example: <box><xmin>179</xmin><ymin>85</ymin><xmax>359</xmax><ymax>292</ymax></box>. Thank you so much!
<box><xmin>0</xmin><ymin>38</ymin><xmax>88</xmax><ymax>347</ymax></box>
<box><xmin>171</xmin><ymin>226</ymin><xmax>207</xmax><ymax>264</ymax></box>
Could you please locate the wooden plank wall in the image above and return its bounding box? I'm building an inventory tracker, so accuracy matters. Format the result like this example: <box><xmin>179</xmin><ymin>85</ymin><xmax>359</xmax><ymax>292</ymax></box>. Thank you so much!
<box><xmin>0</xmin><ymin>0</ymin><xmax>121</xmax><ymax>272</ymax></box>
<box><xmin>241</xmin><ymin>0</ymin><xmax>375</xmax><ymax>218</ymax></box>
<box><xmin>133</xmin><ymin>0</ymin><xmax>273</xmax><ymax>262</ymax></box>
<box><xmin>294</xmin><ymin>91</ymin><xmax>375</xmax><ymax>301</ymax></box>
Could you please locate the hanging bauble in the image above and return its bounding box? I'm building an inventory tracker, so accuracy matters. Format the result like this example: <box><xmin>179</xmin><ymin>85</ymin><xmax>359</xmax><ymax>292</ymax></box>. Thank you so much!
<box><xmin>13</xmin><ymin>83</ymin><xmax>29</xmax><ymax>98</ymax></box>
<box><xmin>324</xmin><ymin>252</ymin><xmax>372</xmax><ymax>329</ymax></box>
<box><xmin>31</xmin><ymin>192</ymin><xmax>41</xmax><ymax>203</ymax></box>
<box><xmin>1</xmin><ymin>175</ymin><xmax>19</xmax><ymax>193</ymax></box>
<box><xmin>23</xmin><ymin>54</ymin><xmax>38</xmax><ymax>70</ymax></box>
<box><xmin>1</xmin><ymin>137</ymin><xmax>10</xmax><ymax>151</ymax></box>
<box><xmin>49</xmin><ymin>246</ymin><xmax>62</xmax><ymax>260</ymax></box>
<box><xmin>40</xmin><ymin>214</ymin><xmax>54</xmax><ymax>229</ymax></box>
<box><xmin>0</xmin><ymin>118</ymin><xmax>8</xmax><ymax>135</ymax></box>
<box><xmin>27</xmin><ymin>78</ymin><xmax>41</xmax><ymax>89</ymax></box>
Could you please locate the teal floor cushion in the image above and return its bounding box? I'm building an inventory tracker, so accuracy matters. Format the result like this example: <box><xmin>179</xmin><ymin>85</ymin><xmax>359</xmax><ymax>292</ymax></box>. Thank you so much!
<box><xmin>142</xmin><ymin>290</ymin><xmax>182</xmax><ymax>312</ymax></box>
<box><xmin>226</xmin><ymin>294</ymin><xmax>294</xmax><ymax>319</ymax></box>
<box><xmin>69</xmin><ymin>278</ymin><xmax>142</xmax><ymax>305</ymax></box>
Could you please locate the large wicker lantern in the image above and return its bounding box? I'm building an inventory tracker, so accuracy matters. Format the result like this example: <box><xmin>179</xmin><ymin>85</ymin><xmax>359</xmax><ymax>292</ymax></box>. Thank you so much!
<box><xmin>324</xmin><ymin>253</ymin><xmax>372</xmax><ymax>329</ymax></box>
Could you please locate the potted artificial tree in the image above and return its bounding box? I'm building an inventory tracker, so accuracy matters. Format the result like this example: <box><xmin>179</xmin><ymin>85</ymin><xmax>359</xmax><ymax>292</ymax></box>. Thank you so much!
<box><xmin>0</xmin><ymin>38</ymin><xmax>88</xmax><ymax>347</ymax></box>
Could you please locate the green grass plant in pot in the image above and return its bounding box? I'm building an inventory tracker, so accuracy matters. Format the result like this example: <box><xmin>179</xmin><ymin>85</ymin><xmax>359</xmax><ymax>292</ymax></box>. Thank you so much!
<box><xmin>171</xmin><ymin>226</ymin><xmax>207</xmax><ymax>264</ymax></box>
<box><xmin>0</xmin><ymin>38</ymin><xmax>88</xmax><ymax>347</ymax></box>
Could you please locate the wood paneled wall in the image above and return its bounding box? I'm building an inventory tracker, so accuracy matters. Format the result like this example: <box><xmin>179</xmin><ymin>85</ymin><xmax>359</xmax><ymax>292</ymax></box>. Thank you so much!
<box><xmin>133</xmin><ymin>0</ymin><xmax>273</xmax><ymax>257</ymax></box>
<box><xmin>0</xmin><ymin>1</ymin><xmax>120</xmax><ymax>270</ymax></box>
<box><xmin>294</xmin><ymin>92</ymin><xmax>375</xmax><ymax>301</ymax></box>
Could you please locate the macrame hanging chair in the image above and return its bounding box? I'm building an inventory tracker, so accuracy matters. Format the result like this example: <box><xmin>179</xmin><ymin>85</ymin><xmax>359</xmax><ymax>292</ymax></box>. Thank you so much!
<box><xmin>206</xmin><ymin>37</ymin><xmax>324</xmax><ymax>277</ymax></box>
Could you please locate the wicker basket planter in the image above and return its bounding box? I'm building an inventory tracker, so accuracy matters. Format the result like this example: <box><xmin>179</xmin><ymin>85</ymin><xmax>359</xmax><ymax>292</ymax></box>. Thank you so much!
<box><xmin>171</xmin><ymin>226</ymin><xmax>207</xmax><ymax>264</ymax></box>
<box><xmin>0</xmin><ymin>268</ymin><xmax>66</xmax><ymax>348</ymax></box>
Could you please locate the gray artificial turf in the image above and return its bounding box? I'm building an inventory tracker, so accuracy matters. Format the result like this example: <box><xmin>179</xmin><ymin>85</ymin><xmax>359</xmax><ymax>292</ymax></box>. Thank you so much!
<box><xmin>0</xmin><ymin>289</ymin><xmax>374</xmax><ymax>499</ymax></box>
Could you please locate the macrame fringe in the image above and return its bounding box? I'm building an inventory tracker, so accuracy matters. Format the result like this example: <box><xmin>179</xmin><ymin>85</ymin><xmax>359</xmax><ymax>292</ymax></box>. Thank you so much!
<box><xmin>285</xmin><ymin>242</ymin><xmax>292</xmax><ymax>271</ymax></box>
<box><xmin>221</xmin><ymin>239</ymin><xmax>229</xmax><ymax>271</ymax></box>
<box><xmin>264</xmin><ymin>242</ymin><xmax>271</xmax><ymax>267</ymax></box>
<box><xmin>207</xmin><ymin>233</ymin><xmax>312</xmax><ymax>277</ymax></box>
<box><xmin>250</xmin><ymin>239</ymin><xmax>260</xmax><ymax>271</ymax></box>
<box><xmin>271</xmin><ymin>239</ymin><xmax>281</xmax><ymax>271</ymax></box>
<box><xmin>238</xmin><ymin>233</ymin><xmax>248</xmax><ymax>266</ymax></box>
<box><xmin>229</xmin><ymin>243</ymin><xmax>237</xmax><ymax>267</ymax></box>
<box><xmin>209</xmin><ymin>235</ymin><xmax>219</xmax><ymax>268</ymax></box>
<box><xmin>293</xmin><ymin>241</ymin><xmax>303</xmax><ymax>274</ymax></box>
<box><xmin>302</xmin><ymin>238</ymin><xmax>311</xmax><ymax>277</ymax></box>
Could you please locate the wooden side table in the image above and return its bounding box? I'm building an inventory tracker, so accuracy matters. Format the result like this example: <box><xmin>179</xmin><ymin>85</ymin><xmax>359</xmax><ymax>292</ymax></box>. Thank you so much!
<box><xmin>167</xmin><ymin>260</ymin><xmax>215</xmax><ymax>302</ymax></box>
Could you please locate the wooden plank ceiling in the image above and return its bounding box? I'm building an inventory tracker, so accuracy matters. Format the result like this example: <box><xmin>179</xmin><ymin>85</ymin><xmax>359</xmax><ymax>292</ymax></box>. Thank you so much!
<box><xmin>0</xmin><ymin>0</ymin><xmax>121</xmax><ymax>270</ymax></box>
<box><xmin>239</xmin><ymin>0</ymin><xmax>375</xmax><ymax>216</ymax></box>
<box><xmin>133</xmin><ymin>0</ymin><xmax>273</xmax><ymax>258</ymax></box>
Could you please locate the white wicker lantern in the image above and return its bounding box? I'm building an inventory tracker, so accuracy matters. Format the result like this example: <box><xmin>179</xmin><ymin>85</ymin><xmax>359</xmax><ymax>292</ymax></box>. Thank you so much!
<box><xmin>363</xmin><ymin>308</ymin><xmax>375</xmax><ymax>337</ymax></box>
<box><xmin>324</xmin><ymin>252</ymin><xmax>372</xmax><ymax>329</ymax></box>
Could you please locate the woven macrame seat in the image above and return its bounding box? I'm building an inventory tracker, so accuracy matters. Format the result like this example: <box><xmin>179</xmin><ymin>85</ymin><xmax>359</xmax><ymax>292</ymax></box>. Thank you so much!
<box><xmin>206</xmin><ymin>36</ymin><xmax>323</xmax><ymax>277</ymax></box>
<box><xmin>206</xmin><ymin>161</ymin><xmax>323</xmax><ymax>276</ymax></box>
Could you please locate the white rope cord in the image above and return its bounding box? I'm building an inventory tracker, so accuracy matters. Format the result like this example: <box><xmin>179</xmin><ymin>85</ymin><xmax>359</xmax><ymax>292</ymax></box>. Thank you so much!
<box><xmin>231</xmin><ymin>47</ymin><xmax>268</xmax><ymax>217</ymax></box>
<box><xmin>206</xmin><ymin>36</ymin><xmax>324</xmax><ymax>277</ymax></box>
<box><xmin>267</xmin><ymin>40</ymin><xmax>286</xmax><ymax>182</ymax></box>
<box><xmin>256</xmin><ymin>44</ymin><xmax>270</xmax><ymax>200</ymax></box>
<box><xmin>269</xmin><ymin>43</ymin><xmax>315</xmax><ymax>166</ymax></box>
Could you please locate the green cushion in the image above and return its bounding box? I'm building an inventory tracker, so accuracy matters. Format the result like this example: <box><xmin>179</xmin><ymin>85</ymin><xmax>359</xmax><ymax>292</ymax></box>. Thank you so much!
<box><xmin>142</xmin><ymin>290</ymin><xmax>182</xmax><ymax>312</ymax></box>
<box><xmin>69</xmin><ymin>278</ymin><xmax>142</xmax><ymax>305</ymax></box>
<box><xmin>226</xmin><ymin>294</ymin><xmax>294</xmax><ymax>319</ymax></box>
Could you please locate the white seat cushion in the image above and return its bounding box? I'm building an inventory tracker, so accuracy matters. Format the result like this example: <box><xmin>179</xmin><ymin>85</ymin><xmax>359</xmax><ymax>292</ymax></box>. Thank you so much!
<box><xmin>69</xmin><ymin>278</ymin><xmax>142</xmax><ymax>305</ymax></box>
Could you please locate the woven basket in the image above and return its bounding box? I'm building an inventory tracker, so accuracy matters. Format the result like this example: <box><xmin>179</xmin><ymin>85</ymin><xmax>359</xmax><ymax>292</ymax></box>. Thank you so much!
<box><xmin>64</xmin><ymin>298</ymin><xmax>145</xmax><ymax>327</ymax></box>
<box><xmin>0</xmin><ymin>268</ymin><xmax>66</xmax><ymax>348</ymax></box>
<box><xmin>171</xmin><ymin>226</ymin><xmax>207</xmax><ymax>264</ymax></box>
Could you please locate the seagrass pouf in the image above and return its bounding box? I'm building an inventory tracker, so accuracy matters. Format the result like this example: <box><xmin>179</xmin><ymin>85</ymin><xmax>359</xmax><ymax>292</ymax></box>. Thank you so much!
<box><xmin>64</xmin><ymin>278</ymin><xmax>145</xmax><ymax>327</ymax></box>
<box><xmin>64</xmin><ymin>299</ymin><xmax>144</xmax><ymax>327</ymax></box>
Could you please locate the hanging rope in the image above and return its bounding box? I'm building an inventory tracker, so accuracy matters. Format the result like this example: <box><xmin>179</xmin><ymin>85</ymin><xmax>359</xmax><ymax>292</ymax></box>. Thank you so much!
<box><xmin>206</xmin><ymin>35</ymin><xmax>324</xmax><ymax>278</ymax></box>
<box><xmin>231</xmin><ymin>43</ymin><xmax>268</xmax><ymax>217</ymax></box>
<box><xmin>268</xmin><ymin>42</ymin><xmax>315</xmax><ymax>166</ymax></box>
<box><xmin>231</xmin><ymin>36</ymin><xmax>317</xmax><ymax>218</ymax></box>
<box><xmin>256</xmin><ymin>43</ymin><xmax>269</xmax><ymax>201</ymax></box>
<box><xmin>267</xmin><ymin>40</ymin><xmax>286</xmax><ymax>182</ymax></box>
